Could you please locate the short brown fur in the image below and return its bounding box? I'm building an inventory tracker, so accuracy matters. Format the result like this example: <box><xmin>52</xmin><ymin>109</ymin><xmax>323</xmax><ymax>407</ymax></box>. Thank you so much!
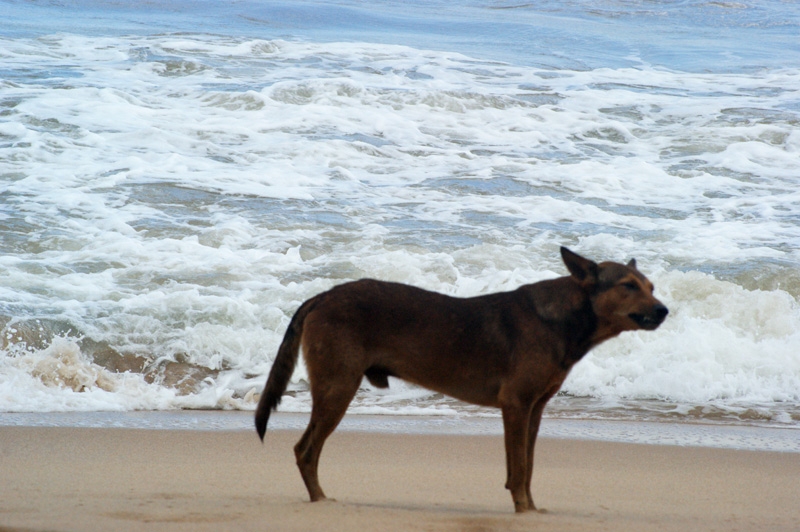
<box><xmin>255</xmin><ymin>247</ymin><xmax>668</xmax><ymax>512</ymax></box>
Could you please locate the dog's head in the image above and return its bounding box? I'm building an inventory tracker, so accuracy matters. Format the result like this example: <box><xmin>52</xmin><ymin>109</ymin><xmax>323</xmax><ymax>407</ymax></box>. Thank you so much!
<box><xmin>561</xmin><ymin>247</ymin><xmax>668</xmax><ymax>333</ymax></box>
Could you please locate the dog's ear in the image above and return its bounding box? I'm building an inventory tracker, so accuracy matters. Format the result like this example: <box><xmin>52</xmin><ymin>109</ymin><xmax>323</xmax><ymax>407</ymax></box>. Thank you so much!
<box><xmin>627</xmin><ymin>258</ymin><xmax>637</xmax><ymax>269</ymax></box>
<box><xmin>560</xmin><ymin>247</ymin><xmax>598</xmax><ymax>283</ymax></box>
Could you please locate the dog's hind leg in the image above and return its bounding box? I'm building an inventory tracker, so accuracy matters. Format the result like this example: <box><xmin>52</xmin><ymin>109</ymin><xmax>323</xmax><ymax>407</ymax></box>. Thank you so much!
<box><xmin>294</xmin><ymin>372</ymin><xmax>361</xmax><ymax>502</ymax></box>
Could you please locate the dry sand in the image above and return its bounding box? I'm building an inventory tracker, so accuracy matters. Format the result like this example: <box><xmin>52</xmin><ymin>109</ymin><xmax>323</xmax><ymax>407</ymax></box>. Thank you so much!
<box><xmin>1</xmin><ymin>424</ymin><xmax>798</xmax><ymax>531</ymax></box>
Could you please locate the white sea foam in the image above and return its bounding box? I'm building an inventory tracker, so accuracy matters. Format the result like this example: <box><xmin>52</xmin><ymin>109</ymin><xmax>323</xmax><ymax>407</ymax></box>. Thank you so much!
<box><xmin>566</xmin><ymin>270</ymin><xmax>800</xmax><ymax>405</ymax></box>
<box><xmin>1</xmin><ymin>32</ymin><xmax>799</xmax><ymax>425</ymax></box>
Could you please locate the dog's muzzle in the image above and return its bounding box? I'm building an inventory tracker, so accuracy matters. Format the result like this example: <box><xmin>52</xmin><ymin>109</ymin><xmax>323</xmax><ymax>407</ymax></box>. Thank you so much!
<box><xmin>629</xmin><ymin>304</ymin><xmax>669</xmax><ymax>330</ymax></box>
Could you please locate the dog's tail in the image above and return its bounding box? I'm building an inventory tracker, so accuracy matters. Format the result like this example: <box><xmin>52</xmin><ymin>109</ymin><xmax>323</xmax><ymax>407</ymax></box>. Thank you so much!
<box><xmin>255</xmin><ymin>296</ymin><xmax>320</xmax><ymax>441</ymax></box>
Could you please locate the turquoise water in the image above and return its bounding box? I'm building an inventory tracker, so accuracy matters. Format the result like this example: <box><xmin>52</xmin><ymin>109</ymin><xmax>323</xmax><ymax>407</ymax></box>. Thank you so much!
<box><xmin>5</xmin><ymin>1</ymin><xmax>798</xmax><ymax>72</ymax></box>
<box><xmin>1</xmin><ymin>1</ymin><xmax>799</xmax><ymax>427</ymax></box>
<box><xmin>1</xmin><ymin>411</ymin><xmax>797</xmax><ymax>453</ymax></box>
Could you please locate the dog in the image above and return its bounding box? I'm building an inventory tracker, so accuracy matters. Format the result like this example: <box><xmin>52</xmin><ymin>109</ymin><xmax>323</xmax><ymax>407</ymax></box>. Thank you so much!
<box><xmin>255</xmin><ymin>247</ymin><xmax>668</xmax><ymax>512</ymax></box>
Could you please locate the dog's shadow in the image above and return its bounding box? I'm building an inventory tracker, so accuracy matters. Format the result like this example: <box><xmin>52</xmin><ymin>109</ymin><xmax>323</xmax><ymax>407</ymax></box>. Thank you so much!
<box><xmin>305</xmin><ymin>497</ymin><xmax>549</xmax><ymax>517</ymax></box>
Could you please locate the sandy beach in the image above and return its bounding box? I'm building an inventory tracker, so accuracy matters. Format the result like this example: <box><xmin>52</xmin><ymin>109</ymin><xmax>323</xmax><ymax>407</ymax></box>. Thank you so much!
<box><xmin>1</xmin><ymin>422</ymin><xmax>798</xmax><ymax>532</ymax></box>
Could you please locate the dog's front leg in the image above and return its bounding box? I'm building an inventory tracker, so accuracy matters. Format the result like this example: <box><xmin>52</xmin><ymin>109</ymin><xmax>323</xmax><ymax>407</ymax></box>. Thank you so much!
<box><xmin>524</xmin><ymin>403</ymin><xmax>544</xmax><ymax>511</ymax></box>
<box><xmin>501</xmin><ymin>403</ymin><xmax>533</xmax><ymax>513</ymax></box>
<box><xmin>524</xmin><ymin>392</ymin><xmax>553</xmax><ymax>511</ymax></box>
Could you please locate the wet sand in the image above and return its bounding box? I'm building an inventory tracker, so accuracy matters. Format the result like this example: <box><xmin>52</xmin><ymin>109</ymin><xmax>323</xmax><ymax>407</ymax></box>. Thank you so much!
<box><xmin>1</xmin><ymin>425</ymin><xmax>798</xmax><ymax>531</ymax></box>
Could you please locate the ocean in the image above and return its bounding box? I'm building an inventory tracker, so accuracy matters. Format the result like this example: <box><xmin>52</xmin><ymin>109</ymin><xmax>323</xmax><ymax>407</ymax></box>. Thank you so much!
<box><xmin>1</xmin><ymin>1</ymin><xmax>799</xmax><ymax>440</ymax></box>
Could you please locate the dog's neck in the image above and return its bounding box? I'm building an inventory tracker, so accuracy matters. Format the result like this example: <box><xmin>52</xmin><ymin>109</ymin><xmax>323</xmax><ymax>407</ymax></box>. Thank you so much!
<box><xmin>520</xmin><ymin>277</ymin><xmax>599</xmax><ymax>366</ymax></box>
<box><xmin>589</xmin><ymin>320</ymin><xmax>627</xmax><ymax>348</ymax></box>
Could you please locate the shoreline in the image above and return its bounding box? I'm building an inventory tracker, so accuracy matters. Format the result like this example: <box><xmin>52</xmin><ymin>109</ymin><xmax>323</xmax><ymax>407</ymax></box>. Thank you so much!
<box><xmin>1</xmin><ymin>424</ymin><xmax>799</xmax><ymax>531</ymax></box>
<box><xmin>0</xmin><ymin>410</ymin><xmax>798</xmax><ymax>453</ymax></box>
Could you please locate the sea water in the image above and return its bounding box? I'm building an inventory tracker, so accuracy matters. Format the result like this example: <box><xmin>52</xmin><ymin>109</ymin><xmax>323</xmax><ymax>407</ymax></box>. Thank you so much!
<box><xmin>1</xmin><ymin>1</ymin><xmax>799</xmax><ymax>432</ymax></box>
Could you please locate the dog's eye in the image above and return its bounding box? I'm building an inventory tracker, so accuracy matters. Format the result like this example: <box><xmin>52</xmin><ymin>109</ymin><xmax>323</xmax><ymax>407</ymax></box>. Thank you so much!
<box><xmin>622</xmin><ymin>282</ymin><xmax>639</xmax><ymax>291</ymax></box>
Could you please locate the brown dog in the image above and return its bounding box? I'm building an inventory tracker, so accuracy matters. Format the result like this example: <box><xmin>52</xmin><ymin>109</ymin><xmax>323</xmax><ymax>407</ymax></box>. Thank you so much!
<box><xmin>255</xmin><ymin>247</ymin><xmax>668</xmax><ymax>512</ymax></box>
